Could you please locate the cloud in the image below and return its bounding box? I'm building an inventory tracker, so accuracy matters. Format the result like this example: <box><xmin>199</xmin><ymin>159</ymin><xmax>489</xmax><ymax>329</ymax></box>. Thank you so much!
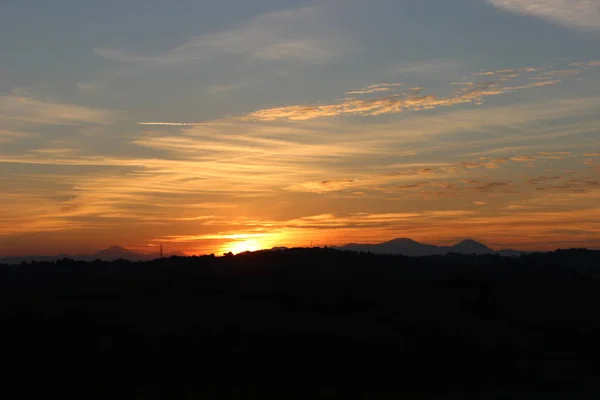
<box><xmin>537</xmin><ymin>151</ymin><xmax>571</xmax><ymax>156</ymax></box>
<box><xmin>486</xmin><ymin>0</ymin><xmax>600</xmax><ymax>31</ymax></box>
<box><xmin>4</xmin><ymin>90</ymin><xmax>600</xmax><ymax>250</ymax></box>
<box><xmin>94</xmin><ymin>4</ymin><xmax>344</xmax><ymax>67</ymax></box>
<box><xmin>549</xmin><ymin>178</ymin><xmax>600</xmax><ymax>192</ymax></box>
<box><xmin>461</xmin><ymin>158</ymin><xmax>509</xmax><ymax>169</ymax></box>
<box><xmin>570</xmin><ymin>61</ymin><xmax>600</xmax><ymax>67</ymax></box>
<box><xmin>0</xmin><ymin>93</ymin><xmax>115</xmax><ymax>148</ymax></box>
<box><xmin>526</xmin><ymin>176</ymin><xmax>562</xmax><ymax>184</ymax></box>
<box><xmin>243</xmin><ymin>63</ymin><xmax>567</xmax><ymax>121</ymax></box>
<box><xmin>0</xmin><ymin>130</ymin><xmax>31</xmax><ymax>142</ymax></box>
<box><xmin>390</xmin><ymin>183</ymin><xmax>428</xmax><ymax>191</ymax></box>
<box><xmin>291</xmin><ymin>179</ymin><xmax>359</xmax><ymax>193</ymax></box>
<box><xmin>345</xmin><ymin>83</ymin><xmax>404</xmax><ymax>95</ymax></box>
<box><xmin>511</xmin><ymin>155</ymin><xmax>537</xmax><ymax>162</ymax></box>
<box><xmin>138</xmin><ymin>122</ymin><xmax>203</xmax><ymax>126</ymax></box>
<box><xmin>506</xmin><ymin>204</ymin><xmax>532</xmax><ymax>210</ymax></box>
<box><xmin>206</xmin><ymin>82</ymin><xmax>254</xmax><ymax>94</ymax></box>
<box><xmin>473</xmin><ymin>67</ymin><xmax>543</xmax><ymax>80</ymax></box>
<box><xmin>388</xmin><ymin>59</ymin><xmax>462</xmax><ymax>75</ymax></box>
<box><xmin>469</xmin><ymin>182</ymin><xmax>510</xmax><ymax>192</ymax></box>
<box><xmin>0</xmin><ymin>93</ymin><xmax>115</xmax><ymax>129</ymax></box>
<box><xmin>511</xmin><ymin>152</ymin><xmax>571</xmax><ymax>163</ymax></box>
<box><xmin>30</xmin><ymin>148</ymin><xmax>77</xmax><ymax>155</ymax></box>
<box><xmin>91</xmin><ymin>48</ymin><xmax>153</xmax><ymax>64</ymax></box>
<box><xmin>286</xmin><ymin>154</ymin><xmax>523</xmax><ymax>195</ymax></box>
<box><xmin>541</xmin><ymin>69</ymin><xmax>581</xmax><ymax>78</ymax></box>
<box><xmin>427</xmin><ymin>210</ymin><xmax>478</xmax><ymax>217</ymax></box>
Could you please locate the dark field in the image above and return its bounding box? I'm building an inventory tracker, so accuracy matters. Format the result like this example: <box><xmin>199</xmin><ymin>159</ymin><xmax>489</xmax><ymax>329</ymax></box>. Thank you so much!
<box><xmin>2</xmin><ymin>249</ymin><xmax>600</xmax><ymax>398</ymax></box>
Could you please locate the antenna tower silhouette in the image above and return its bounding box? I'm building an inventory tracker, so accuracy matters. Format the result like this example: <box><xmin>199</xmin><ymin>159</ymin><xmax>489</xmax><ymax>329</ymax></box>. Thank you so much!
<box><xmin>160</xmin><ymin>244</ymin><xmax>163</xmax><ymax>258</ymax></box>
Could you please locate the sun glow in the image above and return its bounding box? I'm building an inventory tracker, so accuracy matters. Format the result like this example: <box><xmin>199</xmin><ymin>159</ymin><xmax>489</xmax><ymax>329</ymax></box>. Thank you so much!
<box><xmin>226</xmin><ymin>239</ymin><xmax>263</xmax><ymax>255</ymax></box>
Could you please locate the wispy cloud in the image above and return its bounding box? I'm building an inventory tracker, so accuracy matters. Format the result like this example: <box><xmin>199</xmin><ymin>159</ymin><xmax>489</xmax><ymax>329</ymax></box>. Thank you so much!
<box><xmin>0</xmin><ymin>130</ymin><xmax>31</xmax><ymax>142</ymax></box>
<box><xmin>387</xmin><ymin>59</ymin><xmax>462</xmax><ymax>76</ymax></box>
<box><xmin>468</xmin><ymin>181</ymin><xmax>511</xmax><ymax>192</ymax></box>
<box><xmin>94</xmin><ymin>4</ymin><xmax>344</xmax><ymax>67</ymax></box>
<box><xmin>486</xmin><ymin>0</ymin><xmax>600</xmax><ymax>31</ymax></box>
<box><xmin>511</xmin><ymin>152</ymin><xmax>571</xmax><ymax>163</ymax></box>
<box><xmin>243</xmin><ymin>63</ymin><xmax>569</xmax><ymax>121</ymax></box>
<box><xmin>345</xmin><ymin>83</ymin><xmax>404</xmax><ymax>95</ymax></box>
<box><xmin>138</xmin><ymin>122</ymin><xmax>203</xmax><ymax>126</ymax></box>
<box><xmin>546</xmin><ymin>178</ymin><xmax>600</xmax><ymax>192</ymax></box>
<box><xmin>570</xmin><ymin>61</ymin><xmax>600</xmax><ymax>67</ymax></box>
<box><xmin>0</xmin><ymin>93</ymin><xmax>115</xmax><ymax>129</ymax></box>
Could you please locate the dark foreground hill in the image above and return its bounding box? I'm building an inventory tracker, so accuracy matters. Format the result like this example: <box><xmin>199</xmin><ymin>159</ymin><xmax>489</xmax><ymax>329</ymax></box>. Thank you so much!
<box><xmin>2</xmin><ymin>248</ymin><xmax>600</xmax><ymax>398</ymax></box>
<box><xmin>0</xmin><ymin>245</ymin><xmax>185</xmax><ymax>264</ymax></box>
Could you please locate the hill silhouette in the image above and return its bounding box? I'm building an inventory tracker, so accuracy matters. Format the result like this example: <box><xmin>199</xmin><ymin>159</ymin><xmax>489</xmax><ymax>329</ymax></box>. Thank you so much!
<box><xmin>2</xmin><ymin>248</ymin><xmax>600</xmax><ymax>398</ymax></box>
<box><xmin>336</xmin><ymin>238</ymin><xmax>521</xmax><ymax>256</ymax></box>
<box><xmin>0</xmin><ymin>245</ymin><xmax>185</xmax><ymax>264</ymax></box>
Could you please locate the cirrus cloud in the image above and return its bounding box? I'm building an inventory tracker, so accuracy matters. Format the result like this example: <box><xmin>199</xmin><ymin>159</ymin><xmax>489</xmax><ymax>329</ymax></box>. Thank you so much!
<box><xmin>486</xmin><ymin>0</ymin><xmax>600</xmax><ymax>31</ymax></box>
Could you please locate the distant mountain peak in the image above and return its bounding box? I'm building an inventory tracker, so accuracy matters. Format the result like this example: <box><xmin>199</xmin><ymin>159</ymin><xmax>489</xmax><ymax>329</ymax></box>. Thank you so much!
<box><xmin>385</xmin><ymin>238</ymin><xmax>419</xmax><ymax>244</ymax></box>
<box><xmin>103</xmin><ymin>245</ymin><xmax>128</xmax><ymax>251</ymax></box>
<box><xmin>449</xmin><ymin>239</ymin><xmax>494</xmax><ymax>254</ymax></box>
<box><xmin>335</xmin><ymin>237</ymin><xmax>507</xmax><ymax>257</ymax></box>
<box><xmin>96</xmin><ymin>245</ymin><xmax>133</xmax><ymax>253</ymax></box>
<box><xmin>456</xmin><ymin>239</ymin><xmax>483</xmax><ymax>245</ymax></box>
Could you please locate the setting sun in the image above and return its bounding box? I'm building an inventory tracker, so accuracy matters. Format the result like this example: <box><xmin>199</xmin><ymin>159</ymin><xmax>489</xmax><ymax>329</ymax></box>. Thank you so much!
<box><xmin>2</xmin><ymin>0</ymin><xmax>600</xmax><ymax>257</ymax></box>
<box><xmin>226</xmin><ymin>240</ymin><xmax>263</xmax><ymax>255</ymax></box>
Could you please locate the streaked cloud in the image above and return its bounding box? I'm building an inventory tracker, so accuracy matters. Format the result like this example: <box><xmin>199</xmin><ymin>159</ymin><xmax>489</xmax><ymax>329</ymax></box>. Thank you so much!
<box><xmin>93</xmin><ymin>4</ymin><xmax>344</xmax><ymax>67</ymax></box>
<box><xmin>468</xmin><ymin>181</ymin><xmax>511</xmax><ymax>192</ymax></box>
<box><xmin>511</xmin><ymin>152</ymin><xmax>571</xmax><ymax>162</ymax></box>
<box><xmin>570</xmin><ymin>61</ymin><xmax>600</xmax><ymax>67</ymax></box>
<box><xmin>548</xmin><ymin>178</ymin><xmax>600</xmax><ymax>192</ymax></box>
<box><xmin>387</xmin><ymin>59</ymin><xmax>462</xmax><ymax>76</ymax></box>
<box><xmin>0</xmin><ymin>130</ymin><xmax>31</xmax><ymax>142</ymax></box>
<box><xmin>345</xmin><ymin>83</ymin><xmax>404</xmax><ymax>95</ymax></box>
<box><xmin>486</xmin><ymin>0</ymin><xmax>600</xmax><ymax>31</ymax></box>
<box><xmin>526</xmin><ymin>176</ymin><xmax>562</xmax><ymax>184</ymax></box>
<box><xmin>243</xmin><ymin>63</ymin><xmax>569</xmax><ymax>121</ymax></box>
<box><xmin>138</xmin><ymin>122</ymin><xmax>203</xmax><ymax>126</ymax></box>
<box><xmin>0</xmin><ymin>93</ymin><xmax>115</xmax><ymax>128</ymax></box>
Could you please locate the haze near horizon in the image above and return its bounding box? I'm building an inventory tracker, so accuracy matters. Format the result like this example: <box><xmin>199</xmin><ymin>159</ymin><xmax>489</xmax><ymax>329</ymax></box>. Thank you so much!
<box><xmin>1</xmin><ymin>0</ymin><xmax>600</xmax><ymax>256</ymax></box>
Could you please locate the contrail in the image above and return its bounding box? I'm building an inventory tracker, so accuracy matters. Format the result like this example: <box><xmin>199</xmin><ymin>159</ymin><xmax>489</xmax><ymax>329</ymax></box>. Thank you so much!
<box><xmin>138</xmin><ymin>122</ymin><xmax>202</xmax><ymax>126</ymax></box>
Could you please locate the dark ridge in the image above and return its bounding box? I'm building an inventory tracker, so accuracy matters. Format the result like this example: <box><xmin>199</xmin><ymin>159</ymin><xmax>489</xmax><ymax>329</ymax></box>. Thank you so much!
<box><xmin>2</xmin><ymin>248</ymin><xmax>600</xmax><ymax>398</ymax></box>
<box><xmin>335</xmin><ymin>237</ymin><xmax>504</xmax><ymax>256</ymax></box>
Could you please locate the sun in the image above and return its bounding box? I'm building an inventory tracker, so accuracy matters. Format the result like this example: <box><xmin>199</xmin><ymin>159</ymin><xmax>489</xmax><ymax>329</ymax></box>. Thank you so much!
<box><xmin>227</xmin><ymin>239</ymin><xmax>263</xmax><ymax>255</ymax></box>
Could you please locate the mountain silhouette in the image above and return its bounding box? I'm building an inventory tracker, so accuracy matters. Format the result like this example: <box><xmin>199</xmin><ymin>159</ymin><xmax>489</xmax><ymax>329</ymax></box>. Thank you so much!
<box><xmin>0</xmin><ymin>245</ymin><xmax>185</xmax><ymax>264</ymax></box>
<box><xmin>336</xmin><ymin>238</ymin><xmax>518</xmax><ymax>256</ymax></box>
<box><xmin>94</xmin><ymin>245</ymin><xmax>142</xmax><ymax>261</ymax></box>
<box><xmin>449</xmin><ymin>239</ymin><xmax>494</xmax><ymax>255</ymax></box>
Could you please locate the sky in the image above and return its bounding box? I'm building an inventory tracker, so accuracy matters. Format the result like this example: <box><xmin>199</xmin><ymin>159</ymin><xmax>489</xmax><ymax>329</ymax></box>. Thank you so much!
<box><xmin>1</xmin><ymin>0</ymin><xmax>600</xmax><ymax>256</ymax></box>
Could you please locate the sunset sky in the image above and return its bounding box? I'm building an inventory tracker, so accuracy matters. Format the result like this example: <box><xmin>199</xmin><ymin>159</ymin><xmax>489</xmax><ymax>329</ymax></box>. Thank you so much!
<box><xmin>1</xmin><ymin>0</ymin><xmax>600</xmax><ymax>256</ymax></box>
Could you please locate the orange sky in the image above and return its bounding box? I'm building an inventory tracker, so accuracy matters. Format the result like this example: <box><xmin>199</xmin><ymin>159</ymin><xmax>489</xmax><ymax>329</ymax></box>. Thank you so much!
<box><xmin>2</xmin><ymin>2</ymin><xmax>600</xmax><ymax>256</ymax></box>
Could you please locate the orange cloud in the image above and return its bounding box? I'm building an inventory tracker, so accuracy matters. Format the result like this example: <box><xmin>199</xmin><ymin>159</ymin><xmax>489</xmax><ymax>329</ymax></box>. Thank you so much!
<box><xmin>243</xmin><ymin>63</ymin><xmax>570</xmax><ymax>121</ymax></box>
<box><xmin>526</xmin><ymin>176</ymin><xmax>562</xmax><ymax>184</ymax></box>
